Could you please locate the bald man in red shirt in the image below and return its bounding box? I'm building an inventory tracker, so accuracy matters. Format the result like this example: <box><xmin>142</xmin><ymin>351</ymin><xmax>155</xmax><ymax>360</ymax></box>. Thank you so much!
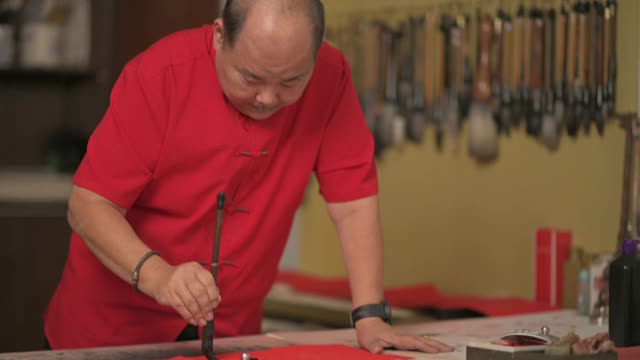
<box><xmin>44</xmin><ymin>0</ymin><xmax>452</xmax><ymax>354</ymax></box>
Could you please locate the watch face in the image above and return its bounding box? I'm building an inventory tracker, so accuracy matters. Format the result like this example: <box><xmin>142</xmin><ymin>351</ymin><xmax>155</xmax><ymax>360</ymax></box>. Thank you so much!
<box><xmin>383</xmin><ymin>301</ymin><xmax>392</xmax><ymax>322</ymax></box>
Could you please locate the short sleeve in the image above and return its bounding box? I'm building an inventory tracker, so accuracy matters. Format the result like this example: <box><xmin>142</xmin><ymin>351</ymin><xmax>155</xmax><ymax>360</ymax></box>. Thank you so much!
<box><xmin>314</xmin><ymin>56</ymin><xmax>378</xmax><ymax>203</ymax></box>
<box><xmin>73</xmin><ymin>57</ymin><xmax>169</xmax><ymax>209</ymax></box>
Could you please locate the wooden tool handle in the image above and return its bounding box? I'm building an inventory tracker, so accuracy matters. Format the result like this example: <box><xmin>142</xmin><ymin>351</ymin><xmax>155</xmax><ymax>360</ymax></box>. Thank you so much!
<box><xmin>412</xmin><ymin>17</ymin><xmax>426</xmax><ymax>108</ymax></box>
<box><xmin>609</xmin><ymin>0</ymin><xmax>617</xmax><ymax>73</ymax></box>
<box><xmin>511</xmin><ymin>10</ymin><xmax>524</xmax><ymax>89</ymax></box>
<box><xmin>583</xmin><ymin>3</ymin><xmax>597</xmax><ymax>89</ymax></box>
<box><xmin>566</xmin><ymin>5</ymin><xmax>578</xmax><ymax>88</ymax></box>
<box><xmin>490</xmin><ymin>15</ymin><xmax>503</xmax><ymax>87</ymax></box>
<box><xmin>473</xmin><ymin>14</ymin><xmax>492</xmax><ymax>102</ymax></box>
<box><xmin>447</xmin><ymin>26</ymin><xmax>462</xmax><ymax>93</ymax></box>
<box><xmin>413</xmin><ymin>18</ymin><xmax>425</xmax><ymax>86</ymax></box>
<box><xmin>458</xmin><ymin>15</ymin><xmax>471</xmax><ymax>92</ymax></box>
<box><xmin>594</xmin><ymin>1</ymin><xmax>604</xmax><ymax>88</ymax></box>
<box><xmin>556</xmin><ymin>5</ymin><xmax>567</xmax><ymax>88</ymax></box>
<box><xmin>501</xmin><ymin>16</ymin><xmax>512</xmax><ymax>90</ymax></box>
<box><xmin>521</xmin><ymin>11</ymin><xmax>532</xmax><ymax>88</ymax></box>
<box><xmin>530</xmin><ymin>11</ymin><xmax>544</xmax><ymax>90</ymax></box>
<box><xmin>456</xmin><ymin>15</ymin><xmax>467</xmax><ymax>93</ymax></box>
<box><xmin>602</xmin><ymin>3</ymin><xmax>611</xmax><ymax>85</ymax></box>
<box><xmin>576</xmin><ymin>3</ymin><xmax>588</xmax><ymax>87</ymax></box>
<box><xmin>424</xmin><ymin>12</ymin><xmax>435</xmax><ymax>104</ymax></box>
<box><xmin>434</xmin><ymin>18</ymin><xmax>445</xmax><ymax>100</ymax></box>
<box><xmin>545</xmin><ymin>10</ymin><xmax>555</xmax><ymax>90</ymax></box>
<box><xmin>608</xmin><ymin>0</ymin><xmax>617</xmax><ymax>105</ymax></box>
<box><xmin>440</xmin><ymin>15</ymin><xmax>455</xmax><ymax>93</ymax></box>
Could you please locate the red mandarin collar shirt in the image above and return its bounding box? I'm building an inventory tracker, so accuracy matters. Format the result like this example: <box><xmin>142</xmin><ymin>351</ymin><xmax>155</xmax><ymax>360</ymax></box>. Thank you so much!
<box><xmin>45</xmin><ymin>25</ymin><xmax>377</xmax><ymax>349</ymax></box>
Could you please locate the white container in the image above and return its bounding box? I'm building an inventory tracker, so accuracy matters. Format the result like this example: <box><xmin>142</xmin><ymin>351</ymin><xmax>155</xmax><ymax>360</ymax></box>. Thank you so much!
<box><xmin>0</xmin><ymin>24</ymin><xmax>15</xmax><ymax>68</ymax></box>
<box><xmin>63</xmin><ymin>0</ymin><xmax>91</xmax><ymax>69</ymax></box>
<box><xmin>20</xmin><ymin>22</ymin><xmax>64</xmax><ymax>69</ymax></box>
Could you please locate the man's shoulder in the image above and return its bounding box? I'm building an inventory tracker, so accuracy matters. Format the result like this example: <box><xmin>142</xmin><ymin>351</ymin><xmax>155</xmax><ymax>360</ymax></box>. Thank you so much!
<box><xmin>128</xmin><ymin>25</ymin><xmax>210</xmax><ymax>80</ymax></box>
<box><xmin>315</xmin><ymin>41</ymin><xmax>348</xmax><ymax>75</ymax></box>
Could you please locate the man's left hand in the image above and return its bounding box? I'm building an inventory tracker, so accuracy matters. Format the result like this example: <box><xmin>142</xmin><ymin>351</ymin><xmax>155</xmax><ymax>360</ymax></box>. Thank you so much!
<box><xmin>355</xmin><ymin>318</ymin><xmax>455</xmax><ymax>354</ymax></box>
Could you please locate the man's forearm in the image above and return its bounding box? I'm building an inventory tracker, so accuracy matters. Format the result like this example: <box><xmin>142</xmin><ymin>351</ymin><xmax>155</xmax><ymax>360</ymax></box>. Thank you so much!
<box><xmin>327</xmin><ymin>195</ymin><xmax>384</xmax><ymax>308</ymax></box>
<box><xmin>68</xmin><ymin>185</ymin><xmax>169</xmax><ymax>292</ymax></box>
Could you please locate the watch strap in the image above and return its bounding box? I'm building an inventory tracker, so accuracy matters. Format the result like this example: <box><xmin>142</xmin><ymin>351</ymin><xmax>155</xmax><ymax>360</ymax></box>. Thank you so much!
<box><xmin>350</xmin><ymin>301</ymin><xmax>392</xmax><ymax>327</ymax></box>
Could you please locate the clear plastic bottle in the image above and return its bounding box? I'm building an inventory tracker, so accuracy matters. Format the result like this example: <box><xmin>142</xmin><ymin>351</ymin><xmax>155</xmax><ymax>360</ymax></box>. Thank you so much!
<box><xmin>577</xmin><ymin>264</ymin><xmax>590</xmax><ymax>315</ymax></box>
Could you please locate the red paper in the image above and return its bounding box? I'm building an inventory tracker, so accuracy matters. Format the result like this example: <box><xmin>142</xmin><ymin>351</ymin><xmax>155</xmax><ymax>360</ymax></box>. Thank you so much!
<box><xmin>276</xmin><ymin>270</ymin><xmax>557</xmax><ymax>317</ymax></box>
<box><xmin>167</xmin><ymin>345</ymin><xmax>410</xmax><ymax>360</ymax></box>
<box><xmin>535</xmin><ymin>228</ymin><xmax>572</xmax><ymax>307</ymax></box>
<box><xmin>276</xmin><ymin>271</ymin><xmax>353</xmax><ymax>299</ymax></box>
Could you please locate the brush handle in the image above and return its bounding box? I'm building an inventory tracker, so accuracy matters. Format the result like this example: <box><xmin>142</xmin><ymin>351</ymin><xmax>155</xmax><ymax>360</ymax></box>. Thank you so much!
<box><xmin>202</xmin><ymin>192</ymin><xmax>226</xmax><ymax>360</ymax></box>
<box><xmin>202</xmin><ymin>319</ymin><xmax>216</xmax><ymax>360</ymax></box>
<box><xmin>211</xmin><ymin>192</ymin><xmax>225</xmax><ymax>280</ymax></box>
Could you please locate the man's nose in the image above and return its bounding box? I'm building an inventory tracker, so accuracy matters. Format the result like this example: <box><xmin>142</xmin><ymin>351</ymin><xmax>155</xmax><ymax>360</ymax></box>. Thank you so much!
<box><xmin>256</xmin><ymin>87</ymin><xmax>278</xmax><ymax>107</ymax></box>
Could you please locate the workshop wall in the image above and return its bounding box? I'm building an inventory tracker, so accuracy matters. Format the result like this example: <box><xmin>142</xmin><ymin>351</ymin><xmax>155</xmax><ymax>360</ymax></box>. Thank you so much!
<box><xmin>298</xmin><ymin>0</ymin><xmax>637</xmax><ymax>299</ymax></box>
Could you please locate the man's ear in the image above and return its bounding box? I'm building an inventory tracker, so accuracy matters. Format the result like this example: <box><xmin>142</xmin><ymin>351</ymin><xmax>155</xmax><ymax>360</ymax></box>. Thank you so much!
<box><xmin>213</xmin><ymin>18</ymin><xmax>225</xmax><ymax>51</ymax></box>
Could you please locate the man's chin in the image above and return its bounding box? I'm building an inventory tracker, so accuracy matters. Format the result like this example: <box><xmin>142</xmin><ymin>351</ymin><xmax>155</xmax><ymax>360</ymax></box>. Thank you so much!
<box><xmin>241</xmin><ymin>108</ymin><xmax>279</xmax><ymax>121</ymax></box>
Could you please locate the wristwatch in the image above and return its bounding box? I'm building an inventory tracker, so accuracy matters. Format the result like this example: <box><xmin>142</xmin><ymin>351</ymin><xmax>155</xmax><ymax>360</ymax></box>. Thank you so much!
<box><xmin>350</xmin><ymin>301</ymin><xmax>392</xmax><ymax>327</ymax></box>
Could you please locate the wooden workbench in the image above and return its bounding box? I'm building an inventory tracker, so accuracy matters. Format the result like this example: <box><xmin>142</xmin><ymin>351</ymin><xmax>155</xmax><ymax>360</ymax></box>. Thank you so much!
<box><xmin>0</xmin><ymin>334</ymin><xmax>290</xmax><ymax>360</ymax></box>
<box><xmin>1</xmin><ymin>311</ymin><xmax>638</xmax><ymax>360</ymax></box>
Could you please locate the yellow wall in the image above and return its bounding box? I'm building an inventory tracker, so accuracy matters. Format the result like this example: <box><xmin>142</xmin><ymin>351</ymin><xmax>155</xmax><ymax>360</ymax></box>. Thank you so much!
<box><xmin>299</xmin><ymin>0</ymin><xmax>637</xmax><ymax>299</ymax></box>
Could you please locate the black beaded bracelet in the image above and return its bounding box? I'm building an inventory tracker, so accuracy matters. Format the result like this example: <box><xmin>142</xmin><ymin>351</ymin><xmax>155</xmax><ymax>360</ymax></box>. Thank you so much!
<box><xmin>131</xmin><ymin>251</ymin><xmax>160</xmax><ymax>292</ymax></box>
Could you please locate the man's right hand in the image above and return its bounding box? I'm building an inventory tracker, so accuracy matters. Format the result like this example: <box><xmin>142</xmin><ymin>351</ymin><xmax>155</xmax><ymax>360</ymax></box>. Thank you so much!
<box><xmin>142</xmin><ymin>260</ymin><xmax>221</xmax><ymax>326</ymax></box>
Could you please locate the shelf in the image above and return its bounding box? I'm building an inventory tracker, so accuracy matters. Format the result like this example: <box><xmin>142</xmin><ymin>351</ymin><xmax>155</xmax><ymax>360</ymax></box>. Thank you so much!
<box><xmin>0</xmin><ymin>68</ymin><xmax>95</xmax><ymax>84</ymax></box>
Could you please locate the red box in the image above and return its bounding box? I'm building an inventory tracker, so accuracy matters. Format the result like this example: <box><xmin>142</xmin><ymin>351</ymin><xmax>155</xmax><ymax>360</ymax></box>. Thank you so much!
<box><xmin>535</xmin><ymin>228</ymin><xmax>572</xmax><ymax>307</ymax></box>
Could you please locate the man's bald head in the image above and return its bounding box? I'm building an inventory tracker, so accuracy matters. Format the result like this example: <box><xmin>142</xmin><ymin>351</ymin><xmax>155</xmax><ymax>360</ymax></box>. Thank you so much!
<box><xmin>221</xmin><ymin>0</ymin><xmax>325</xmax><ymax>56</ymax></box>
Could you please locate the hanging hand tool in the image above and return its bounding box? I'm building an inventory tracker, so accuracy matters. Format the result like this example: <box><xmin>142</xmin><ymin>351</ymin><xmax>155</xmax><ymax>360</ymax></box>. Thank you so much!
<box><xmin>526</xmin><ymin>7</ymin><xmax>545</xmax><ymax>137</ymax></box>
<box><xmin>424</xmin><ymin>12</ymin><xmax>436</xmax><ymax>143</ymax></box>
<box><xmin>511</xmin><ymin>6</ymin><xmax>525</xmax><ymax>128</ymax></box>
<box><xmin>433</xmin><ymin>14</ymin><xmax>446</xmax><ymax>151</ymax></box>
<box><xmin>602</xmin><ymin>0</ymin><xmax>613</xmax><ymax>117</ymax></box>
<box><xmin>498</xmin><ymin>11</ymin><xmax>513</xmax><ymax>135</ymax></box>
<box><xmin>542</xmin><ymin>8</ymin><xmax>560</xmax><ymax>150</ymax></box>
<box><xmin>408</xmin><ymin>16</ymin><xmax>427</xmax><ymax>143</ymax></box>
<box><xmin>490</xmin><ymin>11</ymin><xmax>504</xmax><ymax>112</ymax></box>
<box><xmin>579</xmin><ymin>1</ymin><xmax>592</xmax><ymax>134</ymax></box>
<box><xmin>592</xmin><ymin>1</ymin><xmax>606</xmax><ymax>134</ymax></box>
<box><xmin>575</xmin><ymin>1</ymin><xmax>589</xmax><ymax>134</ymax></box>
<box><xmin>469</xmin><ymin>13</ymin><xmax>498</xmax><ymax>162</ymax></box>
<box><xmin>472</xmin><ymin>13</ymin><xmax>493</xmax><ymax>104</ymax></box>
<box><xmin>202</xmin><ymin>192</ymin><xmax>226</xmax><ymax>360</ymax></box>
<box><xmin>362</xmin><ymin>20</ymin><xmax>381</xmax><ymax>134</ymax></box>
<box><xmin>377</xmin><ymin>25</ymin><xmax>403</xmax><ymax>149</ymax></box>
<box><xmin>458</xmin><ymin>14</ymin><xmax>473</xmax><ymax>121</ymax></box>
<box><xmin>604</xmin><ymin>0</ymin><xmax>617</xmax><ymax>117</ymax></box>
<box><xmin>521</xmin><ymin>7</ymin><xmax>534</xmax><ymax>130</ymax></box>
<box><xmin>553</xmin><ymin>2</ymin><xmax>568</xmax><ymax>130</ymax></box>
<box><xmin>443</xmin><ymin>16</ymin><xmax>462</xmax><ymax>153</ymax></box>
<box><xmin>565</xmin><ymin>1</ymin><xmax>579</xmax><ymax>137</ymax></box>
<box><xmin>372</xmin><ymin>23</ymin><xmax>392</xmax><ymax>156</ymax></box>
<box><xmin>390</xmin><ymin>28</ymin><xmax>407</xmax><ymax>147</ymax></box>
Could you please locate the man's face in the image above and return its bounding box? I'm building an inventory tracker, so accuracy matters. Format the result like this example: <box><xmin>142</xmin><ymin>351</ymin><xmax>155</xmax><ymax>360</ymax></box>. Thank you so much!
<box><xmin>213</xmin><ymin>14</ymin><xmax>316</xmax><ymax>120</ymax></box>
